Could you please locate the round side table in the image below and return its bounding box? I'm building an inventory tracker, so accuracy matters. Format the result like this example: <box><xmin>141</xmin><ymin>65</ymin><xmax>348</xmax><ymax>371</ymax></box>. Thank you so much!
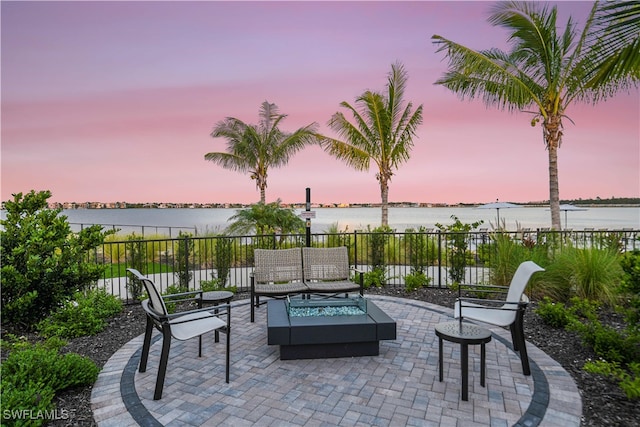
<box><xmin>435</xmin><ymin>321</ymin><xmax>492</xmax><ymax>401</ymax></box>
<box><xmin>196</xmin><ymin>291</ymin><xmax>234</xmax><ymax>342</ymax></box>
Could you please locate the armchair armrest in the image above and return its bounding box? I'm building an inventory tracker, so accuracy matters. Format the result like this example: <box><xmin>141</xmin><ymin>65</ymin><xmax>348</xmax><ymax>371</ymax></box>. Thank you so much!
<box><xmin>459</xmin><ymin>283</ymin><xmax>509</xmax><ymax>296</ymax></box>
<box><xmin>161</xmin><ymin>289</ymin><xmax>203</xmax><ymax>300</ymax></box>
<box><xmin>457</xmin><ymin>296</ymin><xmax>528</xmax><ymax>310</ymax></box>
<box><xmin>142</xmin><ymin>299</ymin><xmax>229</xmax><ymax>324</ymax></box>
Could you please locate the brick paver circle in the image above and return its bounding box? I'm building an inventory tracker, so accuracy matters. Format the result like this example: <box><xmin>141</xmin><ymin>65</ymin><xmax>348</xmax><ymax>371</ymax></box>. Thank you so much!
<box><xmin>91</xmin><ymin>296</ymin><xmax>581</xmax><ymax>426</ymax></box>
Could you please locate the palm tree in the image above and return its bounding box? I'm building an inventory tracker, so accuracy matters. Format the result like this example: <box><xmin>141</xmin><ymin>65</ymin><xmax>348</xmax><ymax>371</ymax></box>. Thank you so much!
<box><xmin>205</xmin><ymin>101</ymin><xmax>319</xmax><ymax>203</ymax></box>
<box><xmin>320</xmin><ymin>62</ymin><xmax>423</xmax><ymax>226</ymax></box>
<box><xmin>226</xmin><ymin>200</ymin><xmax>304</xmax><ymax>236</ymax></box>
<box><xmin>432</xmin><ymin>1</ymin><xmax>638</xmax><ymax>230</ymax></box>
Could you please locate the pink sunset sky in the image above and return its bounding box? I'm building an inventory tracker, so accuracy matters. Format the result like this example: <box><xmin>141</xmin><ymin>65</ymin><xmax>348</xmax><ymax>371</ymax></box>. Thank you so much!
<box><xmin>1</xmin><ymin>1</ymin><xmax>638</xmax><ymax>206</ymax></box>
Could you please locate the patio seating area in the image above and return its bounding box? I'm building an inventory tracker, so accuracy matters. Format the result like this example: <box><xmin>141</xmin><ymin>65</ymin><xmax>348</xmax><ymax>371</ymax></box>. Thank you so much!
<box><xmin>91</xmin><ymin>296</ymin><xmax>581</xmax><ymax>426</ymax></box>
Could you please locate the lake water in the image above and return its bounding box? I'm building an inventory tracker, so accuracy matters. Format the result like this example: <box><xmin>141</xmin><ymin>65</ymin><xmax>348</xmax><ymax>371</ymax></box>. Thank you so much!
<box><xmin>50</xmin><ymin>206</ymin><xmax>640</xmax><ymax>235</ymax></box>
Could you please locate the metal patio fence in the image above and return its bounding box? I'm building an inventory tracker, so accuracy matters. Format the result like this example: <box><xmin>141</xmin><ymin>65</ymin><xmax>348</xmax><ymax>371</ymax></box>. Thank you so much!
<box><xmin>91</xmin><ymin>228</ymin><xmax>638</xmax><ymax>301</ymax></box>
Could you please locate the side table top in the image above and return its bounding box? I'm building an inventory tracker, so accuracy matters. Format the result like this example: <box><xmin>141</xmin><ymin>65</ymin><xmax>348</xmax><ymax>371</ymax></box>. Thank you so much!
<box><xmin>435</xmin><ymin>321</ymin><xmax>492</xmax><ymax>344</ymax></box>
<box><xmin>196</xmin><ymin>290</ymin><xmax>234</xmax><ymax>303</ymax></box>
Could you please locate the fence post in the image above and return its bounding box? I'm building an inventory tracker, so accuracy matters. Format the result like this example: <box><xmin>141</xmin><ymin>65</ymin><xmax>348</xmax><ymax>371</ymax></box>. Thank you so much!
<box><xmin>354</xmin><ymin>230</ymin><xmax>358</xmax><ymax>269</ymax></box>
<box><xmin>437</xmin><ymin>230</ymin><xmax>442</xmax><ymax>288</ymax></box>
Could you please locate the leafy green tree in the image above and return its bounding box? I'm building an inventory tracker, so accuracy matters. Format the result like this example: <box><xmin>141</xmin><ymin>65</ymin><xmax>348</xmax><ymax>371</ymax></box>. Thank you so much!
<box><xmin>435</xmin><ymin>215</ymin><xmax>483</xmax><ymax>283</ymax></box>
<box><xmin>1</xmin><ymin>190</ymin><xmax>113</xmax><ymax>328</ymax></box>
<box><xmin>205</xmin><ymin>101</ymin><xmax>319</xmax><ymax>203</ymax></box>
<box><xmin>174</xmin><ymin>231</ymin><xmax>194</xmax><ymax>291</ymax></box>
<box><xmin>125</xmin><ymin>233</ymin><xmax>147</xmax><ymax>301</ymax></box>
<box><xmin>320</xmin><ymin>62</ymin><xmax>423</xmax><ymax>226</ymax></box>
<box><xmin>214</xmin><ymin>235</ymin><xmax>233</xmax><ymax>287</ymax></box>
<box><xmin>432</xmin><ymin>1</ymin><xmax>639</xmax><ymax>230</ymax></box>
<box><xmin>226</xmin><ymin>200</ymin><xmax>304</xmax><ymax>236</ymax></box>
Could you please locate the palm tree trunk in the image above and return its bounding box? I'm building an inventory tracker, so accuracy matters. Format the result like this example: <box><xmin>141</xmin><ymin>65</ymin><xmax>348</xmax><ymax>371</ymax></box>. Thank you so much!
<box><xmin>259</xmin><ymin>186</ymin><xmax>266</xmax><ymax>204</ymax></box>
<box><xmin>545</xmin><ymin>116</ymin><xmax>562</xmax><ymax>230</ymax></box>
<box><xmin>380</xmin><ymin>178</ymin><xmax>389</xmax><ymax>227</ymax></box>
<box><xmin>548</xmin><ymin>145</ymin><xmax>561</xmax><ymax>230</ymax></box>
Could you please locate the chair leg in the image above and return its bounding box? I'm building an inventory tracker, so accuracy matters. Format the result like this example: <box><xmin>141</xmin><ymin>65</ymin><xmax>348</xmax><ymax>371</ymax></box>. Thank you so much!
<box><xmin>139</xmin><ymin>316</ymin><xmax>154</xmax><ymax>373</ymax></box>
<box><xmin>514</xmin><ymin>314</ymin><xmax>531</xmax><ymax>376</ymax></box>
<box><xmin>250</xmin><ymin>279</ymin><xmax>256</xmax><ymax>322</ymax></box>
<box><xmin>509</xmin><ymin>323</ymin><xmax>519</xmax><ymax>352</ymax></box>
<box><xmin>250</xmin><ymin>294</ymin><xmax>255</xmax><ymax>323</ymax></box>
<box><xmin>225</xmin><ymin>326</ymin><xmax>230</xmax><ymax>383</ymax></box>
<box><xmin>154</xmin><ymin>326</ymin><xmax>172</xmax><ymax>400</ymax></box>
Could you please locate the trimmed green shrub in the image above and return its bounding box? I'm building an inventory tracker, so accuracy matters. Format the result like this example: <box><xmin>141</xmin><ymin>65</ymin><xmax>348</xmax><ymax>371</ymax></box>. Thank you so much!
<box><xmin>569</xmin><ymin>319</ymin><xmax>640</xmax><ymax>364</ymax></box>
<box><xmin>1</xmin><ymin>338</ymin><xmax>99</xmax><ymax>426</ymax></box>
<box><xmin>620</xmin><ymin>250</ymin><xmax>640</xmax><ymax>294</ymax></box>
<box><xmin>584</xmin><ymin>360</ymin><xmax>640</xmax><ymax>400</ymax></box>
<box><xmin>619</xmin><ymin>250</ymin><xmax>640</xmax><ymax>330</ymax></box>
<box><xmin>1</xmin><ymin>190</ymin><xmax>113</xmax><ymax>329</ymax></box>
<box><xmin>536</xmin><ymin>297</ymin><xmax>573</xmax><ymax>328</ymax></box>
<box><xmin>36</xmin><ymin>289</ymin><xmax>122</xmax><ymax>338</ymax></box>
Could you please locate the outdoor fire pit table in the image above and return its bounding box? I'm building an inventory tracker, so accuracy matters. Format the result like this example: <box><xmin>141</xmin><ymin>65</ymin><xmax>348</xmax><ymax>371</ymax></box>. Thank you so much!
<box><xmin>267</xmin><ymin>295</ymin><xmax>396</xmax><ymax>360</ymax></box>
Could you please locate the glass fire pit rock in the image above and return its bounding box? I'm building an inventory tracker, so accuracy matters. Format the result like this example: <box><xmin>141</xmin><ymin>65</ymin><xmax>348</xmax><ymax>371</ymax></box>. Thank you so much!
<box><xmin>285</xmin><ymin>295</ymin><xmax>367</xmax><ymax>317</ymax></box>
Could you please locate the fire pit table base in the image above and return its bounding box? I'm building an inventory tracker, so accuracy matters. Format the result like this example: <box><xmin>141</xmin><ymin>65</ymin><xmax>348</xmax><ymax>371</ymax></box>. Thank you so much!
<box><xmin>267</xmin><ymin>298</ymin><xmax>396</xmax><ymax>360</ymax></box>
<box><xmin>280</xmin><ymin>341</ymin><xmax>380</xmax><ymax>360</ymax></box>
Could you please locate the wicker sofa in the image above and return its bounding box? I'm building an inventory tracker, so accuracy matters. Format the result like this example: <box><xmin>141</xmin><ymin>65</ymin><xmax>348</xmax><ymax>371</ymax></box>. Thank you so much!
<box><xmin>250</xmin><ymin>246</ymin><xmax>364</xmax><ymax>322</ymax></box>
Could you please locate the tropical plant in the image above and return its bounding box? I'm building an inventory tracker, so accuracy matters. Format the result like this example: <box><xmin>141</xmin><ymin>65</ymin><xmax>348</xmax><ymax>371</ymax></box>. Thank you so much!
<box><xmin>538</xmin><ymin>247</ymin><xmax>623</xmax><ymax>304</ymax></box>
<box><xmin>226</xmin><ymin>200</ymin><xmax>305</xmax><ymax>237</ymax></box>
<box><xmin>205</xmin><ymin>101</ymin><xmax>319</xmax><ymax>203</ymax></box>
<box><xmin>488</xmin><ymin>231</ymin><xmax>549</xmax><ymax>289</ymax></box>
<box><xmin>324</xmin><ymin>222</ymin><xmax>352</xmax><ymax>248</ymax></box>
<box><xmin>432</xmin><ymin>1</ymin><xmax>639</xmax><ymax>230</ymax></box>
<box><xmin>404</xmin><ymin>271</ymin><xmax>431</xmax><ymax>292</ymax></box>
<box><xmin>320</xmin><ymin>62</ymin><xmax>423</xmax><ymax>226</ymax></box>
<box><xmin>0</xmin><ymin>190</ymin><xmax>113</xmax><ymax>329</ymax></box>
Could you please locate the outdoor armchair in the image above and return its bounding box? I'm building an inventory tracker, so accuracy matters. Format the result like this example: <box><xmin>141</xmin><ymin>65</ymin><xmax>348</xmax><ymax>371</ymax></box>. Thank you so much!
<box><xmin>127</xmin><ymin>268</ymin><xmax>230</xmax><ymax>400</ymax></box>
<box><xmin>250</xmin><ymin>248</ymin><xmax>308</xmax><ymax>322</ymax></box>
<box><xmin>453</xmin><ymin>261</ymin><xmax>544</xmax><ymax>375</ymax></box>
<box><xmin>302</xmin><ymin>246</ymin><xmax>364</xmax><ymax>296</ymax></box>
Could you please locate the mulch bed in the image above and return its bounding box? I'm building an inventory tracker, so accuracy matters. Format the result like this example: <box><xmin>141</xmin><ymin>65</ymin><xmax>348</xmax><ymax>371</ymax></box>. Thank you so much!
<box><xmin>3</xmin><ymin>287</ymin><xmax>638</xmax><ymax>426</ymax></box>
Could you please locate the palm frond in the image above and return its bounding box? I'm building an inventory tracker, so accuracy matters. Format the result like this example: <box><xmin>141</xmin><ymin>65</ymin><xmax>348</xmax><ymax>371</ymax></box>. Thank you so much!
<box><xmin>433</xmin><ymin>35</ymin><xmax>542</xmax><ymax>112</ymax></box>
<box><xmin>203</xmin><ymin>152</ymin><xmax>248</xmax><ymax>172</ymax></box>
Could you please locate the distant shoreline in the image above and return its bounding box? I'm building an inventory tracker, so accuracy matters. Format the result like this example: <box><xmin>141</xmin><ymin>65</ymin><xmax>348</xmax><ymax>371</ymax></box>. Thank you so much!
<box><xmin>49</xmin><ymin>201</ymin><xmax>640</xmax><ymax>210</ymax></box>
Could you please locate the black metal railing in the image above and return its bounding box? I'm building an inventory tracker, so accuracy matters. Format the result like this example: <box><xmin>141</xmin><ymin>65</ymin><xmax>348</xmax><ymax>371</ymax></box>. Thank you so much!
<box><xmin>90</xmin><ymin>228</ymin><xmax>638</xmax><ymax>301</ymax></box>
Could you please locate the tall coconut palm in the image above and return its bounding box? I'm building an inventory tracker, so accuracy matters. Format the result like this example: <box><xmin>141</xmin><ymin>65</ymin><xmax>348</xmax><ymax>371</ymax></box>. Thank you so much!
<box><xmin>432</xmin><ymin>1</ymin><xmax>638</xmax><ymax>230</ymax></box>
<box><xmin>205</xmin><ymin>101</ymin><xmax>318</xmax><ymax>203</ymax></box>
<box><xmin>320</xmin><ymin>62</ymin><xmax>423</xmax><ymax>226</ymax></box>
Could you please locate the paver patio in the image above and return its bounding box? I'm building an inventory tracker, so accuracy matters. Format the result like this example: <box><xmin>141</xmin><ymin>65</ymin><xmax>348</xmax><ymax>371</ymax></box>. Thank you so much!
<box><xmin>91</xmin><ymin>295</ymin><xmax>581</xmax><ymax>426</ymax></box>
